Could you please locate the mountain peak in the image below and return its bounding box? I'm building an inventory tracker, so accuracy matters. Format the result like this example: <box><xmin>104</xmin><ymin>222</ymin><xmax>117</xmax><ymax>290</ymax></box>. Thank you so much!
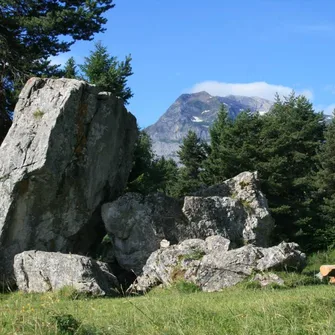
<box><xmin>145</xmin><ymin>93</ymin><xmax>273</xmax><ymax>161</ymax></box>
<box><xmin>177</xmin><ymin>91</ymin><xmax>212</xmax><ymax>103</ymax></box>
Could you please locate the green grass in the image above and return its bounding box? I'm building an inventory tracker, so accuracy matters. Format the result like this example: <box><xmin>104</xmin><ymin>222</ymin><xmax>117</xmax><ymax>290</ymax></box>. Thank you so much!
<box><xmin>0</xmin><ymin>285</ymin><xmax>335</xmax><ymax>334</ymax></box>
<box><xmin>303</xmin><ymin>249</ymin><xmax>335</xmax><ymax>274</ymax></box>
<box><xmin>0</xmin><ymin>250</ymin><xmax>334</xmax><ymax>334</ymax></box>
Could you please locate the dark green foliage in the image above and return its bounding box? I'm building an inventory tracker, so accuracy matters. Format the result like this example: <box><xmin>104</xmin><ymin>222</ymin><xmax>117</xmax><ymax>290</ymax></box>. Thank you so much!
<box><xmin>127</xmin><ymin>130</ymin><xmax>178</xmax><ymax>195</ymax></box>
<box><xmin>53</xmin><ymin>313</ymin><xmax>79</xmax><ymax>335</ymax></box>
<box><xmin>80</xmin><ymin>41</ymin><xmax>133</xmax><ymax>104</ymax></box>
<box><xmin>63</xmin><ymin>57</ymin><xmax>78</xmax><ymax>79</ymax></box>
<box><xmin>127</xmin><ymin>130</ymin><xmax>155</xmax><ymax>193</ymax></box>
<box><xmin>0</xmin><ymin>0</ymin><xmax>114</xmax><ymax>143</ymax></box>
<box><xmin>257</xmin><ymin>94</ymin><xmax>325</xmax><ymax>248</ymax></box>
<box><xmin>202</xmin><ymin>105</ymin><xmax>264</xmax><ymax>185</ymax></box>
<box><xmin>201</xmin><ymin>93</ymin><xmax>325</xmax><ymax>250</ymax></box>
<box><xmin>174</xmin><ymin>130</ymin><xmax>208</xmax><ymax>196</ymax></box>
<box><xmin>315</xmin><ymin>110</ymin><xmax>335</xmax><ymax>248</ymax></box>
<box><xmin>52</xmin><ymin>312</ymin><xmax>101</xmax><ymax>335</ymax></box>
<box><xmin>201</xmin><ymin>104</ymin><xmax>233</xmax><ymax>184</ymax></box>
<box><xmin>151</xmin><ymin>156</ymin><xmax>179</xmax><ymax>195</ymax></box>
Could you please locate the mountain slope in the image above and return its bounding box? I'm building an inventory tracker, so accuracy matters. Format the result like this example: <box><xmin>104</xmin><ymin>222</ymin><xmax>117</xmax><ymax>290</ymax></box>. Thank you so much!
<box><xmin>145</xmin><ymin>91</ymin><xmax>273</xmax><ymax>161</ymax></box>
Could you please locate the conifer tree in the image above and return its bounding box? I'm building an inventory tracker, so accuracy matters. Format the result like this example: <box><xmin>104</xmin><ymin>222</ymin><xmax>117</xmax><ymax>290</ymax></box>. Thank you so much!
<box><xmin>63</xmin><ymin>57</ymin><xmax>78</xmax><ymax>79</ymax></box>
<box><xmin>201</xmin><ymin>104</ymin><xmax>233</xmax><ymax>184</ymax></box>
<box><xmin>80</xmin><ymin>42</ymin><xmax>133</xmax><ymax>104</ymax></box>
<box><xmin>127</xmin><ymin>130</ymin><xmax>179</xmax><ymax>195</ymax></box>
<box><xmin>174</xmin><ymin>130</ymin><xmax>208</xmax><ymax>196</ymax></box>
<box><xmin>202</xmin><ymin>105</ymin><xmax>262</xmax><ymax>184</ymax></box>
<box><xmin>315</xmin><ymin>110</ymin><xmax>335</xmax><ymax>248</ymax></box>
<box><xmin>257</xmin><ymin>93</ymin><xmax>325</xmax><ymax>247</ymax></box>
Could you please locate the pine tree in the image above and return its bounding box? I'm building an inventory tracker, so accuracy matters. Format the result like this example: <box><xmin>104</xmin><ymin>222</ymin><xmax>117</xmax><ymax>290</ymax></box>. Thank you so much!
<box><xmin>151</xmin><ymin>156</ymin><xmax>179</xmax><ymax>196</ymax></box>
<box><xmin>127</xmin><ymin>130</ymin><xmax>154</xmax><ymax>193</ymax></box>
<box><xmin>201</xmin><ymin>104</ymin><xmax>233</xmax><ymax>184</ymax></box>
<box><xmin>63</xmin><ymin>57</ymin><xmax>78</xmax><ymax>79</ymax></box>
<box><xmin>80</xmin><ymin>42</ymin><xmax>133</xmax><ymax>104</ymax></box>
<box><xmin>202</xmin><ymin>105</ymin><xmax>262</xmax><ymax>184</ymax></box>
<box><xmin>258</xmin><ymin>93</ymin><xmax>325</xmax><ymax>248</ymax></box>
<box><xmin>174</xmin><ymin>130</ymin><xmax>208</xmax><ymax>196</ymax></box>
<box><xmin>315</xmin><ymin>110</ymin><xmax>335</xmax><ymax>248</ymax></box>
<box><xmin>127</xmin><ymin>130</ymin><xmax>179</xmax><ymax>195</ymax></box>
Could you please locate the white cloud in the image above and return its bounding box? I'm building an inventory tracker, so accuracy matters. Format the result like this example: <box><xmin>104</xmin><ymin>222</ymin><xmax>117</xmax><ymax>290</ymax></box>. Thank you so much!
<box><xmin>188</xmin><ymin>81</ymin><xmax>313</xmax><ymax>101</ymax></box>
<box><xmin>315</xmin><ymin>104</ymin><xmax>335</xmax><ymax>116</ymax></box>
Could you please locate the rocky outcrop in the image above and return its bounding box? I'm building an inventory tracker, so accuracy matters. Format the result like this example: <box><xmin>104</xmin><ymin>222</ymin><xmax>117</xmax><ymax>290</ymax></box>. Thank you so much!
<box><xmin>14</xmin><ymin>251</ymin><xmax>119</xmax><ymax>295</ymax></box>
<box><xmin>187</xmin><ymin>171</ymin><xmax>274</xmax><ymax>247</ymax></box>
<box><xmin>0</xmin><ymin>78</ymin><xmax>138</xmax><ymax>278</ymax></box>
<box><xmin>101</xmin><ymin>192</ymin><xmax>188</xmax><ymax>274</ymax></box>
<box><xmin>102</xmin><ymin>171</ymin><xmax>273</xmax><ymax>274</ymax></box>
<box><xmin>132</xmin><ymin>239</ymin><xmax>306</xmax><ymax>293</ymax></box>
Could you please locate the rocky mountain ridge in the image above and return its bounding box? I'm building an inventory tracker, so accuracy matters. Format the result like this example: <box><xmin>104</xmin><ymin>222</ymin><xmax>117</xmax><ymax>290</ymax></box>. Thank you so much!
<box><xmin>145</xmin><ymin>91</ymin><xmax>273</xmax><ymax>161</ymax></box>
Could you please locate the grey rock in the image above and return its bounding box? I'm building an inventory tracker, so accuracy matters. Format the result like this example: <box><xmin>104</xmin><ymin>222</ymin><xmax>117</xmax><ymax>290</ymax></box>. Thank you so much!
<box><xmin>132</xmin><ymin>239</ymin><xmax>306</xmax><ymax>293</ymax></box>
<box><xmin>145</xmin><ymin>91</ymin><xmax>273</xmax><ymax>161</ymax></box>
<box><xmin>0</xmin><ymin>78</ymin><xmax>137</xmax><ymax>278</ymax></box>
<box><xmin>186</xmin><ymin>171</ymin><xmax>274</xmax><ymax>247</ymax></box>
<box><xmin>102</xmin><ymin>171</ymin><xmax>273</xmax><ymax>274</ymax></box>
<box><xmin>14</xmin><ymin>250</ymin><xmax>119</xmax><ymax>295</ymax></box>
<box><xmin>133</xmin><ymin>238</ymin><xmax>207</xmax><ymax>292</ymax></box>
<box><xmin>182</xmin><ymin>196</ymin><xmax>246</xmax><ymax>246</ymax></box>
<box><xmin>256</xmin><ymin>242</ymin><xmax>306</xmax><ymax>271</ymax></box>
<box><xmin>252</xmin><ymin>273</ymin><xmax>285</xmax><ymax>287</ymax></box>
<box><xmin>205</xmin><ymin>235</ymin><xmax>230</xmax><ymax>253</ymax></box>
<box><xmin>160</xmin><ymin>239</ymin><xmax>170</xmax><ymax>248</ymax></box>
<box><xmin>101</xmin><ymin>192</ymin><xmax>188</xmax><ymax>274</ymax></box>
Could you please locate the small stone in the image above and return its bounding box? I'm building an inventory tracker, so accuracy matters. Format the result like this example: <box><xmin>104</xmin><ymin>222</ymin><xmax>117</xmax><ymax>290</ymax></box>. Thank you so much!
<box><xmin>160</xmin><ymin>239</ymin><xmax>170</xmax><ymax>248</ymax></box>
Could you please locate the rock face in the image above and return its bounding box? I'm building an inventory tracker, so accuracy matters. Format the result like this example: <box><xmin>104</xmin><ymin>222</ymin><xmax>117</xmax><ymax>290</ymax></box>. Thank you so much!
<box><xmin>101</xmin><ymin>192</ymin><xmax>188</xmax><ymax>274</ymax></box>
<box><xmin>0</xmin><ymin>78</ymin><xmax>138</xmax><ymax>278</ymax></box>
<box><xmin>102</xmin><ymin>171</ymin><xmax>273</xmax><ymax>274</ymax></box>
<box><xmin>14</xmin><ymin>251</ymin><xmax>119</xmax><ymax>295</ymax></box>
<box><xmin>145</xmin><ymin>92</ymin><xmax>273</xmax><ymax>161</ymax></box>
<box><xmin>132</xmin><ymin>239</ymin><xmax>306</xmax><ymax>293</ymax></box>
<box><xmin>187</xmin><ymin>171</ymin><xmax>274</xmax><ymax>247</ymax></box>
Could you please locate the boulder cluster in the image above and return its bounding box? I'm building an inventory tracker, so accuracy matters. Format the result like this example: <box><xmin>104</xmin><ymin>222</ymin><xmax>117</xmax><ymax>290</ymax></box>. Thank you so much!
<box><xmin>0</xmin><ymin>78</ymin><xmax>306</xmax><ymax>295</ymax></box>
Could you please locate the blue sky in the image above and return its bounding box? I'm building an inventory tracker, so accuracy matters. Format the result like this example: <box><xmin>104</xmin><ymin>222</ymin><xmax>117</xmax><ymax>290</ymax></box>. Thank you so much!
<box><xmin>52</xmin><ymin>0</ymin><xmax>335</xmax><ymax>128</ymax></box>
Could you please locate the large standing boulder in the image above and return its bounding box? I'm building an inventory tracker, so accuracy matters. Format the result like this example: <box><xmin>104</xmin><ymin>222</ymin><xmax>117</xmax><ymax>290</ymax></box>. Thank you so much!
<box><xmin>14</xmin><ymin>251</ymin><xmax>119</xmax><ymax>296</ymax></box>
<box><xmin>0</xmin><ymin>78</ymin><xmax>138</xmax><ymax>278</ymax></box>
<box><xmin>133</xmin><ymin>239</ymin><xmax>306</xmax><ymax>293</ymax></box>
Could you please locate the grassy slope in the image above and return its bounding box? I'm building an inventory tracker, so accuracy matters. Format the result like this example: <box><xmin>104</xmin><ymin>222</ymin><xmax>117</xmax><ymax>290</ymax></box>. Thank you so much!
<box><xmin>0</xmin><ymin>285</ymin><xmax>335</xmax><ymax>335</ymax></box>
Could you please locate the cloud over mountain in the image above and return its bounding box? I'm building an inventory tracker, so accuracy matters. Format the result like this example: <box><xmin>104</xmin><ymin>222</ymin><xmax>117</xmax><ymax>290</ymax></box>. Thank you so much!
<box><xmin>188</xmin><ymin>81</ymin><xmax>313</xmax><ymax>101</ymax></box>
